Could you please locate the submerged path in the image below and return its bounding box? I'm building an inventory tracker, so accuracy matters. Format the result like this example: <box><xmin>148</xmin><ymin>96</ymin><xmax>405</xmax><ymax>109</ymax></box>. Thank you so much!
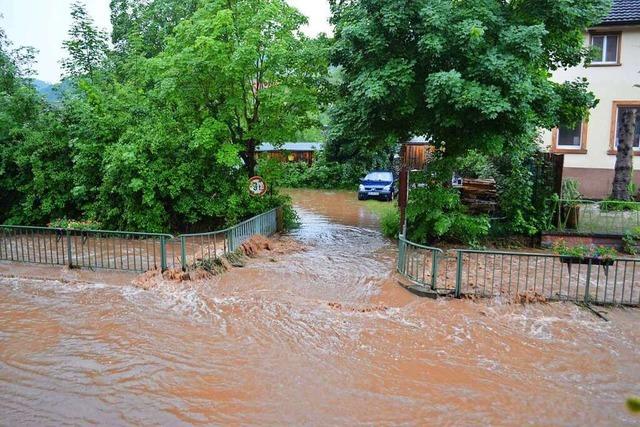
<box><xmin>0</xmin><ymin>189</ymin><xmax>639</xmax><ymax>425</ymax></box>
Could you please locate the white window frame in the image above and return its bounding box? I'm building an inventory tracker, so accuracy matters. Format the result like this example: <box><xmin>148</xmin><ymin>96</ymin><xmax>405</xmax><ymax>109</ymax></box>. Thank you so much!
<box><xmin>590</xmin><ymin>33</ymin><xmax>619</xmax><ymax>65</ymax></box>
<box><xmin>613</xmin><ymin>106</ymin><xmax>640</xmax><ymax>151</ymax></box>
<box><xmin>557</xmin><ymin>122</ymin><xmax>583</xmax><ymax>150</ymax></box>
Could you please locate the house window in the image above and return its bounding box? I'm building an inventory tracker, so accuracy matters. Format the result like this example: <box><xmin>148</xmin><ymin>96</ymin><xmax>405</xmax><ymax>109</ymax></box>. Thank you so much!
<box><xmin>590</xmin><ymin>34</ymin><xmax>619</xmax><ymax>64</ymax></box>
<box><xmin>614</xmin><ymin>106</ymin><xmax>640</xmax><ymax>149</ymax></box>
<box><xmin>557</xmin><ymin>122</ymin><xmax>583</xmax><ymax>149</ymax></box>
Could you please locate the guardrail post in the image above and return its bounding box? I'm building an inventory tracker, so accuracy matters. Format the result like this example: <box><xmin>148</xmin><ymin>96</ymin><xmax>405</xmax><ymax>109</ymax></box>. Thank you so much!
<box><xmin>397</xmin><ymin>235</ymin><xmax>405</xmax><ymax>273</ymax></box>
<box><xmin>276</xmin><ymin>207</ymin><xmax>284</xmax><ymax>233</ymax></box>
<box><xmin>66</xmin><ymin>230</ymin><xmax>73</xmax><ymax>268</ymax></box>
<box><xmin>180</xmin><ymin>236</ymin><xmax>187</xmax><ymax>271</ymax></box>
<box><xmin>455</xmin><ymin>251</ymin><xmax>463</xmax><ymax>298</ymax></box>
<box><xmin>431</xmin><ymin>250</ymin><xmax>439</xmax><ymax>291</ymax></box>
<box><xmin>584</xmin><ymin>259</ymin><xmax>592</xmax><ymax>304</ymax></box>
<box><xmin>160</xmin><ymin>236</ymin><xmax>167</xmax><ymax>272</ymax></box>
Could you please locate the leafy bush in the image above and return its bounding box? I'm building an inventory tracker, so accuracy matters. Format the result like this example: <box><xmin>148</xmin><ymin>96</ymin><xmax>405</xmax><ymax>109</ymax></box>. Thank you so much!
<box><xmin>552</xmin><ymin>240</ymin><xmax>618</xmax><ymax>260</ymax></box>
<box><xmin>406</xmin><ymin>183</ymin><xmax>489</xmax><ymax>246</ymax></box>
<box><xmin>561</xmin><ymin>179</ymin><xmax>582</xmax><ymax>201</ymax></box>
<box><xmin>600</xmin><ymin>199</ymin><xmax>640</xmax><ymax>212</ymax></box>
<box><xmin>224</xmin><ymin>190</ymin><xmax>298</xmax><ymax>231</ymax></box>
<box><xmin>48</xmin><ymin>218</ymin><xmax>103</xmax><ymax>230</ymax></box>
<box><xmin>380</xmin><ymin>208</ymin><xmax>400</xmax><ymax>239</ymax></box>
<box><xmin>257</xmin><ymin>153</ymin><xmax>367</xmax><ymax>190</ymax></box>
<box><xmin>455</xmin><ymin>147</ymin><xmax>560</xmax><ymax>237</ymax></box>
<box><xmin>623</xmin><ymin>227</ymin><xmax>640</xmax><ymax>255</ymax></box>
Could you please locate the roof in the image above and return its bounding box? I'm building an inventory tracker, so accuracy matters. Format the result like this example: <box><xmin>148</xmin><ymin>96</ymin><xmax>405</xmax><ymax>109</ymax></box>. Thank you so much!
<box><xmin>405</xmin><ymin>136</ymin><xmax>432</xmax><ymax>144</ymax></box>
<box><xmin>597</xmin><ymin>0</ymin><xmax>640</xmax><ymax>26</ymax></box>
<box><xmin>256</xmin><ymin>142</ymin><xmax>324</xmax><ymax>152</ymax></box>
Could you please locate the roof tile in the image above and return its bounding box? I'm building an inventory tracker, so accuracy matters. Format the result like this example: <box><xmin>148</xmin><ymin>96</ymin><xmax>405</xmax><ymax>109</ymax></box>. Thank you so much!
<box><xmin>599</xmin><ymin>0</ymin><xmax>640</xmax><ymax>25</ymax></box>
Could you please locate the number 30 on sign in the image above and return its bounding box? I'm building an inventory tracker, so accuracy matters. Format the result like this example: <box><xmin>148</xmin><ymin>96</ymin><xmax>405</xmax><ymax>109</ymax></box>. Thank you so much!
<box><xmin>249</xmin><ymin>176</ymin><xmax>267</xmax><ymax>196</ymax></box>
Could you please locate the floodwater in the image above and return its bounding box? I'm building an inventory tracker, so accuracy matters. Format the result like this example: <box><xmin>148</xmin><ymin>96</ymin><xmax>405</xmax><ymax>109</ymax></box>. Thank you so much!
<box><xmin>1</xmin><ymin>188</ymin><xmax>639</xmax><ymax>426</ymax></box>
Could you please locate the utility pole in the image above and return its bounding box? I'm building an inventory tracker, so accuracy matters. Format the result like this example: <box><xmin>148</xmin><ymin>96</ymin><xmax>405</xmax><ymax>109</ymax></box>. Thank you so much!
<box><xmin>398</xmin><ymin>143</ymin><xmax>409</xmax><ymax>237</ymax></box>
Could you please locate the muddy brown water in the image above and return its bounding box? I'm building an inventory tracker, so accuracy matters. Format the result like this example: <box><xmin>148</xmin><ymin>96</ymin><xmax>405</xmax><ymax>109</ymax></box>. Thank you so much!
<box><xmin>1</xmin><ymin>188</ymin><xmax>639</xmax><ymax>426</ymax></box>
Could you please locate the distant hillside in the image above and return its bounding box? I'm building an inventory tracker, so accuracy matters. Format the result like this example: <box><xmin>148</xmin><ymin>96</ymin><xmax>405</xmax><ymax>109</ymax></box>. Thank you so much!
<box><xmin>32</xmin><ymin>79</ymin><xmax>74</xmax><ymax>104</ymax></box>
<box><xmin>32</xmin><ymin>79</ymin><xmax>60</xmax><ymax>103</ymax></box>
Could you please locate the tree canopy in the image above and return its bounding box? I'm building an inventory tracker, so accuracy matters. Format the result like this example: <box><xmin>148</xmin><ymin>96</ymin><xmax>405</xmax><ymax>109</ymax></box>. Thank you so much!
<box><xmin>328</xmin><ymin>0</ymin><xmax>609</xmax><ymax>158</ymax></box>
<box><xmin>0</xmin><ymin>0</ymin><xmax>326</xmax><ymax>232</ymax></box>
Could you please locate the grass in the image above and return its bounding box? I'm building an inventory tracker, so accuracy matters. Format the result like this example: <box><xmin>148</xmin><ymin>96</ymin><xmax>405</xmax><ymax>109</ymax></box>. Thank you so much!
<box><xmin>361</xmin><ymin>199</ymin><xmax>397</xmax><ymax>218</ymax></box>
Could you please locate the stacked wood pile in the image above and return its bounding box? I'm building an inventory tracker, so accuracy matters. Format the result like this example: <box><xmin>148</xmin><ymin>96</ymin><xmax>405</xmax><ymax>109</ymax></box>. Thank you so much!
<box><xmin>461</xmin><ymin>178</ymin><xmax>497</xmax><ymax>214</ymax></box>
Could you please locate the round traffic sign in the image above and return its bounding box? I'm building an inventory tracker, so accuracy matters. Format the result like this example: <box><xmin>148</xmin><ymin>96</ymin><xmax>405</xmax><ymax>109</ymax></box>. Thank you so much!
<box><xmin>249</xmin><ymin>176</ymin><xmax>268</xmax><ymax>196</ymax></box>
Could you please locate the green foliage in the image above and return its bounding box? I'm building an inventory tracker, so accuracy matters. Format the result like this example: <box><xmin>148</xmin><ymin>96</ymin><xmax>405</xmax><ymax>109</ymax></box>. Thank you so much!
<box><xmin>380</xmin><ymin>208</ymin><xmax>400</xmax><ymax>239</ymax></box>
<box><xmin>329</xmin><ymin>0</ymin><xmax>607</xmax><ymax>158</ymax></box>
<box><xmin>154</xmin><ymin>0</ymin><xmax>329</xmax><ymax>177</ymax></box>
<box><xmin>257</xmin><ymin>154</ymin><xmax>365</xmax><ymax>190</ymax></box>
<box><xmin>329</xmin><ymin>0</ymin><xmax>608</xmax><ymax>241</ymax></box>
<box><xmin>623</xmin><ymin>227</ymin><xmax>640</xmax><ymax>255</ymax></box>
<box><xmin>0</xmin><ymin>27</ymin><xmax>78</xmax><ymax>225</ymax></box>
<box><xmin>600</xmin><ymin>199</ymin><xmax>640</xmax><ymax>212</ymax></box>
<box><xmin>48</xmin><ymin>218</ymin><xmax>103</xmax><ymax>230</ymax></box>
<box><xmin>61</xmin><ymin>2</ymin><xmax>109</xmax><ymax>79</ymax></box>
<box><xmin>456</xmin><ymin>146</ymin><xmax>560</xmax><ymax>237</ymax></box>
<box><xmin>561</xmin><ymin>179</ymin><xmax>583</xmax><ymax>202</ymax></box>
<box><xmin>406</xmin><ymin>175</ymin><xmax>490</xmax><ymax>246</ymax></box>
<box><xmin>628</xmin><ymin>397</ymin><xmax>640</xmax><ymax>413</ymax></box>
<box><xmin>2</xmin><ymin>0</ymin><xmax>325</xmax><ymax>233</ymax></box>
<box><xmin>552</xmin><ymin>240</ymin><xmax>618</xmax><ymax>260</ymax></box>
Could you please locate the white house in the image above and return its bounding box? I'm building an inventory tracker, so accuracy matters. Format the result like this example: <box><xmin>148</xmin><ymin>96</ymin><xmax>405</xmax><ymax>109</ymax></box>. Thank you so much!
<box><xmin>542</xmin><ymin>0</ymin><xmax>640</xmax><ymax>198</ymax></box>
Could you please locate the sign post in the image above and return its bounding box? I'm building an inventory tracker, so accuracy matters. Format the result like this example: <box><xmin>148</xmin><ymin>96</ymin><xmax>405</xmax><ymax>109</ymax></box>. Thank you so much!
<box><xmin>398</xmin><ymin>144</ymin><xmax>409</xmax><ymax>236</ymax></box>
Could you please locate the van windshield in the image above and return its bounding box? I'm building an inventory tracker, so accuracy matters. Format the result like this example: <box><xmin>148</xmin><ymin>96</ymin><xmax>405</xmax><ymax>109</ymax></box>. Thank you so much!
<box><xmin>365</xmin><ymin>172</ymin><xmax>393</xmax><ymax>182</ymax></box>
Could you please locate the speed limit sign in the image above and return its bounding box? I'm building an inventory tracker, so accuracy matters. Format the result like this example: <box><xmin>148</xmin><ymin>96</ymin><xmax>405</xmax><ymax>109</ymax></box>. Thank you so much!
<box><xmin>249</xmin><ymin>176</ymin><xmax>268</xmax><ymax>196</ymax></box>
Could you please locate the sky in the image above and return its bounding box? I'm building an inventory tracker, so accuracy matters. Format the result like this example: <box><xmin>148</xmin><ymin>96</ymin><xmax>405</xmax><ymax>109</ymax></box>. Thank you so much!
<box><xmin>0</xmin><ymin>0</ymin><xmax>332</xmax><ymax>83</ymax></box>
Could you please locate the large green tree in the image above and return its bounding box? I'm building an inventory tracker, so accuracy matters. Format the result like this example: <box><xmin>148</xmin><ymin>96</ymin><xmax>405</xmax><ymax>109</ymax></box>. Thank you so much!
<box><xmin>329</xmin><ymin>0</ymin><xmax>609</xmax><ymax>238</ymax></box>
<box><xmin>61</xmin><ymin>1</ymin><xmax>109</xmax><ymax>79</ymax></box>
<box><xmin>155</xmin><ymin>0</ymin><xmax>328</xmax><ymax>177</ymax></box>
<box><xmin>329</xmin><ymin>0</ymin><xmax>608</xmax><ymax>158</ymax></box>
<box><xmin>0</xmin><ymin>28</ymin><xmax>76</xmax><ymax>224</ymax></box>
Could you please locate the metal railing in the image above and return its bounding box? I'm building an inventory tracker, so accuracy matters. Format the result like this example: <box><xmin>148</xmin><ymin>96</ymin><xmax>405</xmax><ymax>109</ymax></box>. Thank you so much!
<box><xmin>554</xmin><ymin>199</ymin><xmax>640</xmax><ymax>235</ymax></box>
<box><xmin>1</xmin><ymin>208</ymin><xmax>281</xmax><ymax>272</ymax></box>
<box><xmin>176</xmin><ymin>208</ymin><xmax>278</xmax><ymax>270</ymax></box>
<box><xmin>0</xmin><ymin>226</ymin><xmax>172</xmax><ymax>272</ymax></box>
<box><xmin>397</xmin><ymin>235</ymin><xmax>445</xmax><ymax>291</ymax></box>
<box><xmin>397</xmin><ymin>237</ymin><xmax>640</xmax><ymax>306</ymax></box>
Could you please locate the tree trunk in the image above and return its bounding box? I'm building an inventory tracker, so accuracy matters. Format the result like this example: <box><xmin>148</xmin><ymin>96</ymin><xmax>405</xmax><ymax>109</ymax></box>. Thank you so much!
<box><xmin>611</xmin><ymin>108</ymin><xmax>637</xmax><ymax>201</ymax></box>
<box><xmin>242</xmin><ymin>139</ymin><xmax>258</xmax><ymax>178</ymax></box>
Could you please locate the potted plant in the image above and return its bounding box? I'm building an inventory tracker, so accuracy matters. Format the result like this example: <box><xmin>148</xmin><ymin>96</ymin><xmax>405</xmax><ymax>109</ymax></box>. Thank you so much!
<box><xmin>560</xmin><ymin>179</ymin><xmax>582</xmax><ymax>230</ymax></box>
<box><xmin>553</xmin><ymin>240</ymin><xmax>617</xmax><ymax>275</ymax></box>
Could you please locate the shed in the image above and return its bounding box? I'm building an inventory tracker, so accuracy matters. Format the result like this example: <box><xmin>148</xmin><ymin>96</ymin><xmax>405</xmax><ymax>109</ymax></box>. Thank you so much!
<box><xmin>256</xmin><ymin>142</ymin><xmax>324</xmax><ymax>166</ymax></box>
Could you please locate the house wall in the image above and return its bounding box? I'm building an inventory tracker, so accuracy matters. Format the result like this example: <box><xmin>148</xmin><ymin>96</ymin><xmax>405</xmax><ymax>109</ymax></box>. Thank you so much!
<box><xmin>541</xmin><ymin>27</ymin><xmax>640</xmax><ymax>198</ymax></box>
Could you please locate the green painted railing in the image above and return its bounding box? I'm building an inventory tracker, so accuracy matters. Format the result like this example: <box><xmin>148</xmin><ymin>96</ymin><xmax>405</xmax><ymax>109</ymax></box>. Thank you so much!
<box><xmin>0</xmin><ymin>225</ymin><xmax>173</xmax><ymax>272</ymax></box>
<box><xmin>397</xmin><ymin>235</ymin><xmax>445</xmax><ymax>291</ymax></box>
<box><xmin>553</xmin><ymin>199</ymin><xmax>640</xmax><ymax>235</ymax></box>
<box><xmin>0</xmin><ymin>208</ymin><xmax>281</xmax><ymax>273</ymax></box>
<box><xmin>175</xmin><ymin>208</ymin><xmax>279</xmax><ymax>271</ymax></box>
<box><xmin>398</xmin><ymin>237</ymin><xmax>640</xmax><ymax>306</ymax></box>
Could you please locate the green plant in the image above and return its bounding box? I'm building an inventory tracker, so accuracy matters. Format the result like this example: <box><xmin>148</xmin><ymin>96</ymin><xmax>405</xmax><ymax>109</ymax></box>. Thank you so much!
<box><xmin>553</xmin><ymin>240</ymin><xmax>618</xmax><ymax>260</ymax></box>
<box><xmin>406</xmin><ymin>179</ymin><xmax>490</xmax><ymax>246</ymax></box>
<box><xmin>600</xmin><ymin>199</ymin><xmax>640</xmax><ymax>212</ymax></box>
<box><xmin>380</xmin><ymin>209</ymin><xmax>400</xmax><ymax>239</ymax></box>
<box><xmin>48</xmin><ymin>218</ymin><xmax>103</xmax><ymax>230</ymax></box>
<box><xmin>623</xmin><ymin>226</ymin><xmax>640</xmax><ymax>255</ymax></box>
<box><xmin>561</xmin><ymin>179</ymin><xmax>583</xmax><ymax>205</ymax></box>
